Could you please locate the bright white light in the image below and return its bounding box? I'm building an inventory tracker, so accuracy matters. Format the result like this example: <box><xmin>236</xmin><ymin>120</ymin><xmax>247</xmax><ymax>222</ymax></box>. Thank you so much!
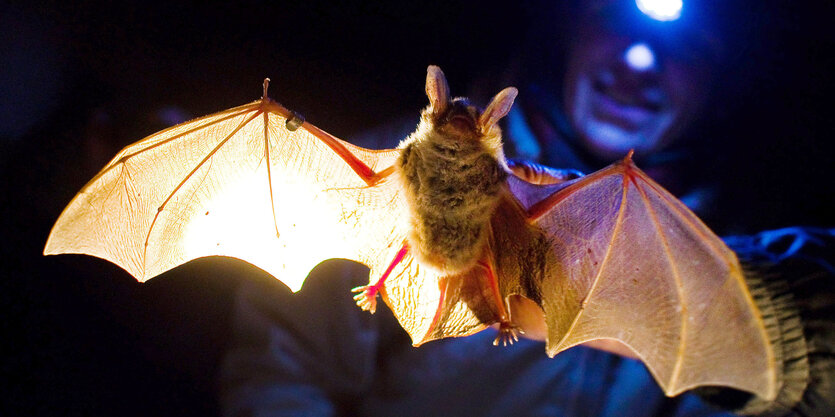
<box><xmin>624</xmin><ymin>43</ymin><xmax>656</xmax><ymax>71</ymax></box>
<box><xmin>183</xmin><ymin>163</ymin><xmax>356</xmax><ymax>292</ymax></box>
<box><xmin>636</xmin><ymin>0</ymin><xmax>683</xmax><ymax>21</ymax></box>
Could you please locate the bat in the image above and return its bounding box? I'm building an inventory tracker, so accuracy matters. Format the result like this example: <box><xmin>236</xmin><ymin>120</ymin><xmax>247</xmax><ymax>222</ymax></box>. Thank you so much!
<box><xmin>44</xmin><ymin>66</ymin><xmax>785</xmax><ymax>402</ymax></box>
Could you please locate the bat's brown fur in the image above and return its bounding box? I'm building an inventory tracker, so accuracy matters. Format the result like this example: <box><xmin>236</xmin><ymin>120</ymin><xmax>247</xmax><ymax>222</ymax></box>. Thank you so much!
<box><xmin>397</xmin><ymin>102</ymin><xmax>507</xmax><ymax>275</ymax></box>
<box><xmin>396</xmin><ymin>67</ymin><xmax>514</xmax><ymax>277</ymax></box>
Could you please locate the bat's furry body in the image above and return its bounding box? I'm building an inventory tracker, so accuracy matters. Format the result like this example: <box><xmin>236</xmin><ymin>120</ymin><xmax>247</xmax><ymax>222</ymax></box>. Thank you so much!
<box><xmin>397</xmin><ymin>99</ymin><xmax>508</xmax><ymax>275</ymax></box>
<box><xmin>353</xmin><ymin>67</ymin><xmax>520</xmax><ymax>338</ymax></box>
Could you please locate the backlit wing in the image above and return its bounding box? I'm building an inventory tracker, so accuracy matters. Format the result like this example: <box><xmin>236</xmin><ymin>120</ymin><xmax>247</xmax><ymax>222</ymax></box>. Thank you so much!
<box><xmin>506</xmin><ymin>156</ymin><xmax>779</xmax><ymax>400</ymax></box>
<box><xmin>45</xmin><ymin>97</ymin><xmax>405</xmax><ymax>292</ymax></box>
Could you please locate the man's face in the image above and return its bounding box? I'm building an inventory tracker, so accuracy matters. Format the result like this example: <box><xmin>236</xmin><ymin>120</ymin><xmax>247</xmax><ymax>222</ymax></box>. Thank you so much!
<box><xmin>564</xmin><ymin>21</ymin><xmax>713</xmax><ymax>160</ymax></box>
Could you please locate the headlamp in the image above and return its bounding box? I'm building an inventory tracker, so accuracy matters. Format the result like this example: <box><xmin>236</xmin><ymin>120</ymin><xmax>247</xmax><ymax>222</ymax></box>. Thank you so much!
<box><xmin>635</xmin><ymin>0</ymin><xmax>683</xmax><ymax>21</ymax></box>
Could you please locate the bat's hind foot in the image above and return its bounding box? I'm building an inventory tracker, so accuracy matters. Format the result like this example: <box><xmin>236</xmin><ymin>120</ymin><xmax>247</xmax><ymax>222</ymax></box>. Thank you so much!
<box><xmin>493</xmin><ymin>321</ymin><xmax>523</xmax><ymax>346</ymax></box>
<box><xmin>352</xmin><ymin>243</ymin><xmax>409</xmax><ymax>314</ymax></box>
<box><xmin>351</xmin><ymin>285</ymin><xmax>380</xmax><ymax>314</ymax></box>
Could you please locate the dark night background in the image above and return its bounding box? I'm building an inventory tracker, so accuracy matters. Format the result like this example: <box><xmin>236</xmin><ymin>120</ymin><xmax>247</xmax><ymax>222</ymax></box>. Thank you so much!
<box><xmin>1</xmin><ymin>1</ymin><xmax>833</xmax><ymax>416</ymax></box>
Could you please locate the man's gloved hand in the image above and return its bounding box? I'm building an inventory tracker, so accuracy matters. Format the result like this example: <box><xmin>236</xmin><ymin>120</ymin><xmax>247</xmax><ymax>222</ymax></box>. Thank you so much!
<box><xmin>702</xmin><ymin>227</ymin><xmax>834</xmax><ymax>416</ymax></box>
<box><xmin>506</xmin><ymin>159</ymin><xmax>583</xmax><ymax>185</ymax></box>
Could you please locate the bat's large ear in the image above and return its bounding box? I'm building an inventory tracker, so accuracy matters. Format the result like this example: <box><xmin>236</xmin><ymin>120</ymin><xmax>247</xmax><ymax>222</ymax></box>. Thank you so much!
<box><xmin>426</xmin><ymin>65</ymin><xmax>450</xmax><ymax>115</ymax></box>
<box><xmin>479</xmin><ymin>87</ymin><xmax>518</xmax><ymax>129</ymax></box>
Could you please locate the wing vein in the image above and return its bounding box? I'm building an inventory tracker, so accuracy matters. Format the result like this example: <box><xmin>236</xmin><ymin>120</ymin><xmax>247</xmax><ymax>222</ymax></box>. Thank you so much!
<box><xmin>263</xmin><ymin>111</ymin><xmax>280</xmax><ymax>237</ymax></box>
<box><xmin>633</xmin><ymin>167</ymin><xmax>775</xmax><ymax>395</ymax></box>
<box><xmin>88</xmin><ymin>105</ymin><xmax>259</xmax><ymax>189</ymax></box>
<box><xmin>633</xmin><ymin>170</ymin><xmax>731</xmax><ymax>263</ymax></box>
<box><xmin>121</xmin><ymin>106</ymin><xmax>258</xmax><ymax>161</ymax></box>
<box><xmin>140</xmin><ymin>110</ymin><xmax>263</xmax><ymax>277</ymax></box>
<box><xmin>633</xmin><ymin>177</ymin><xmax>688</xmax><ymax>392</ymax></box>
<box><xmin>555</xmin><ymin>172</ymin><xmax>630</xmax><ymax>349</ymax></box>
<box><xmin>526</xmin><ymin>165</ymin><xmax>615</xmax><ymax>220</ymax></box>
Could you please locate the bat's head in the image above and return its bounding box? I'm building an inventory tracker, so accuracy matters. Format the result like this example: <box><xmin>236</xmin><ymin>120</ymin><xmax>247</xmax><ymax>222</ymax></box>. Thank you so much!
<box><xmin>424</xmin><ymin>65</ymin><xmax>518</xmax><ymax>142</ymax></box>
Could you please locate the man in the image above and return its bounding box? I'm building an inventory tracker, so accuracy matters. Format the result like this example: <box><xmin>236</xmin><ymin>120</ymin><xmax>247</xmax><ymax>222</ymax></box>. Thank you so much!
<box><xmin>219</xmin><ymin>1</ymin><xmax>833</xmax><ymax>415</ymax></box>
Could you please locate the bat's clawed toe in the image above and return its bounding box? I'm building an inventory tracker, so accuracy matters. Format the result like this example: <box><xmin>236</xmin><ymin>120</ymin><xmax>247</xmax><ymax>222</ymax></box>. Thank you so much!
<box><xmin>493</xmin><ymin>322</ymin><xmax>521</xmax><ymax>347</ymax></box>
<box><xmin>351</xmin><ymin>285</ymin><xmax>379</xmax><ymax>314</ymax></box>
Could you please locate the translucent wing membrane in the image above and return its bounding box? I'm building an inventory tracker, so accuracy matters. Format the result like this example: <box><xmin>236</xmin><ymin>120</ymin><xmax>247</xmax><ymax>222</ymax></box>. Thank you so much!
<box><xmin>45</xmin><ymin>99</ymin><xmax>403</xmax><ymax>292</ymax></box>
<box><xmin>512</xmin><ymin>158</ymin><xmax>776</xmax><ymax>399</ymax></box>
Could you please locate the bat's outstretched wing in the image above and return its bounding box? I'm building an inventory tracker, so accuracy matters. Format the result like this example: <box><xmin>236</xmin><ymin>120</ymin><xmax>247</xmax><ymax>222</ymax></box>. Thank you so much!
<box><xmin>44</xmin><ymin>93</ymin><xmax>406</xmax><ymax>293</ymax></box>
<box><xmin>504</xmin><ymin>155</ymin><xmax>780</xmax><ymax>400</ymax></box>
